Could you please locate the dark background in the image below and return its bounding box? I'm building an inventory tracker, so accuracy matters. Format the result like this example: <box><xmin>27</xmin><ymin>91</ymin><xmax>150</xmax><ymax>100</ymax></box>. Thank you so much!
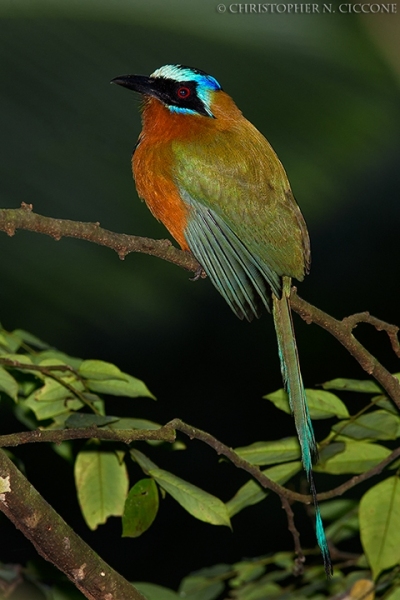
<box><xmin>1</xmin><ymin>0</ymin><xmax>400</xmax><ymax>591</ymax></box>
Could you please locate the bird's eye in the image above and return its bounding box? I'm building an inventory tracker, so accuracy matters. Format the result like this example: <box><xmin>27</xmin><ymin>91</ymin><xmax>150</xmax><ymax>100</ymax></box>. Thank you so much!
<box><xmin>177</xmin><ymin>86</ymin><xmax>191</xmax><ymax>99</ymax></box>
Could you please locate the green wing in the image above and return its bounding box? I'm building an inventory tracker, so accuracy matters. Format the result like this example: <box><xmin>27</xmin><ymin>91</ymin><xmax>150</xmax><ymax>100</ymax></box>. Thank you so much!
<box><xmin>182</xmin><ymin>192</ymin><xmax>277</xmax><ymax>320</ymax></box>
<box><xmin>172</xmin><ymin>122</ymin><xmax>310</xmax><ymax>320</ymax></box>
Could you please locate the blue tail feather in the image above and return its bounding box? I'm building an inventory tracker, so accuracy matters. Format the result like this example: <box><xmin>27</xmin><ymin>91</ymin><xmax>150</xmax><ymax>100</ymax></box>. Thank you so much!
<box><xmin>273</xmin><ymin>279</ymin><xmax>332</xmax><ymax>576</ymax></box>
<box><xmin>182</xmin><ymin>196</ymin><xmax>332</xmax><ymax>574</ymax></box>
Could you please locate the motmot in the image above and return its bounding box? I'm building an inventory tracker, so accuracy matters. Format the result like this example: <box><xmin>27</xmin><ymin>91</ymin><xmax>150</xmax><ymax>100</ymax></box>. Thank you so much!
<box><xmin>112</xmin><ymin>64</ymin><xmax>331</xmax><ymax>574</ymax></box>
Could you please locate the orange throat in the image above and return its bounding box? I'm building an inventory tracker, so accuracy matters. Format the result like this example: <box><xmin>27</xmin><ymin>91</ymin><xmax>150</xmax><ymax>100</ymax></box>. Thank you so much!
<box><xmin>132</xmin><ymin>100</ymin><xmax>192</xmax><ymax>251</ymax></box>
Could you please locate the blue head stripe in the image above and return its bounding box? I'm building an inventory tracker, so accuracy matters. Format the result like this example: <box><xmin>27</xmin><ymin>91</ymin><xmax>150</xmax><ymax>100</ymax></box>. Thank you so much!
<box><xmin>150</xmin><ymin>64</ymin><xmax>221</xmax><ymax>117</ymax></box>
<box><xmin>151</xmin><ymin>65</ymin><xmax>221</xmax><ymax>91</ymax></box>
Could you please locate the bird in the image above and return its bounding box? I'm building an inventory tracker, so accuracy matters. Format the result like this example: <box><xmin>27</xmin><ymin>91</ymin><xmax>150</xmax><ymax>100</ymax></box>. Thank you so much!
<box><xmin>111</xmin><ymin>64</ymin><xmax>331</xmax><ymax>575</ymax></box>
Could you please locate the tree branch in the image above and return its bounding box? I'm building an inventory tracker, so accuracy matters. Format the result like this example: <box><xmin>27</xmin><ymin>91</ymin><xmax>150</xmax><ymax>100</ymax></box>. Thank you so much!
<box><xmin>2</xmin><ymin>205</ymin><xmax>400</xmax><ymax>540</ymax></box>
<box><xmin>0</xmin><ymin>448</ymin><xmax>146</xmax><ymax>600</ymax></box>
<box><xmin>0</xmin><ymin>425</ymin><xmax>176</xmax><ymax>448</ymax></box>
<box><xmin>1</xmin><ymin>420</ymin><xmax>399</xmax><ymax>505</ymax></box>
<box><xmin>0</xmin><ymin>204</ymin><xmax>201</xmax><ymax>273</ymax></box>
<box><xmin>2</xmin><ymin>205</ymin><xmax>399</xmax><ymax>408</ymax></box>
<box><xmin>165</xmin><ymin>419</ymin><xmax>400</xmax><ymax>503</ymax></box>
<box><xmin>290</xmin><ymin>290</ymin><xmax>400</xmax><ymax>410</ymax></box>
<box><xmin>1</xmin><ymin>417</ymin><xmax>399</xmax><ymax>583</ymax></box>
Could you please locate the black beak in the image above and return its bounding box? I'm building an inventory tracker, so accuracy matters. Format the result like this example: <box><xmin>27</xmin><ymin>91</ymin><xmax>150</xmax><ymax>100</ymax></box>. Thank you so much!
<box><xmin>111</xmin><ymin>75</ymin><xmax>155</xmax><ymax>96</ymax></box>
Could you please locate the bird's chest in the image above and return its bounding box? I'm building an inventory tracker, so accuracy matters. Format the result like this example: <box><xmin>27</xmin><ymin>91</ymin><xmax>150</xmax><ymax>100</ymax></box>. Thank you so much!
<box><xmin>132</xmin><ymin>138</ymin><xmax>190</xmax><ymax>250</ymax></box>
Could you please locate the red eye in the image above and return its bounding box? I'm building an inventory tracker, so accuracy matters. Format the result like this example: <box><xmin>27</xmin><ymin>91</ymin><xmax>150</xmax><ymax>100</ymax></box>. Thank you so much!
<box><xmin>177</xmin><ymin>86</ymin><xmax>191</xmax><ymax>98</ymax></box>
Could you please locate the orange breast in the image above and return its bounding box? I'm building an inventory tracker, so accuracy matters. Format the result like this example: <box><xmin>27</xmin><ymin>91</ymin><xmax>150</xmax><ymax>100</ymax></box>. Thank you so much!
<box><xmin>132</xmin><ymin>93</ymin><xmax>244</xmax><ymax>251</ymax></box>
<box><xmin>133</xmin><ymin>141</ymin><xmax>189</xmax><ymax>251</ymax></box>
<box><xmin>133</xmin><ymin>98</ymin><xmax>203</xmax><ymax>251</ymax></box>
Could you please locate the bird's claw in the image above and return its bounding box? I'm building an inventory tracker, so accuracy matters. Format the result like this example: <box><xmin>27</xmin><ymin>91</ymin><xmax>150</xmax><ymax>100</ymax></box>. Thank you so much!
<box><xmin>190</xmin><ymin>266</ymin><xmax>206</xmax><ymax>281</ymax></box>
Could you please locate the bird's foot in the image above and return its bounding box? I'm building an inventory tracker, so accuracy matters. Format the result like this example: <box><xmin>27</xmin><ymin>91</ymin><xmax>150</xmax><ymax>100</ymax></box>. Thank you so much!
<box><xmin>190</xmin><ymin>266</ymin><xmax>207</xmax><ymax>281</ymax></box>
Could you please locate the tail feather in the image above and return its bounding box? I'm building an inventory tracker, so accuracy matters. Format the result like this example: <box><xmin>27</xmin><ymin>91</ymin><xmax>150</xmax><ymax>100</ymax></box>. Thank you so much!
<box><xmin>272</xmin><ymin>277</ymin><xmax>332</xmax><ymax>576</ymax></box>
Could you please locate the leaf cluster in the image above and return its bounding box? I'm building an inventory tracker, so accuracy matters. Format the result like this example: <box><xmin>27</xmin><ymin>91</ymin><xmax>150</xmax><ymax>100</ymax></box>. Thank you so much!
<box><xmin>1</xmin><ymin>324</ymin><xmax>400</xmax><ymax>599</ymax></box>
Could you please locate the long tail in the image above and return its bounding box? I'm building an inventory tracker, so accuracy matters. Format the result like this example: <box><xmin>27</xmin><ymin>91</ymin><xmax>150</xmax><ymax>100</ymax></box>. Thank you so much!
<box><xmin>272</xmin><ymin>277</ymin><xmax>332</xmax><ymax>576</ymax></box>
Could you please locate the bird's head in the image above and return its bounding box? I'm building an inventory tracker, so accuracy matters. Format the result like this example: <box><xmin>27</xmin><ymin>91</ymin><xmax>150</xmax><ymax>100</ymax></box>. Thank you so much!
<box><xmin>111</xmin><ymin>64</ymin><xmax>222</xmax><ymax>118</ymax></box>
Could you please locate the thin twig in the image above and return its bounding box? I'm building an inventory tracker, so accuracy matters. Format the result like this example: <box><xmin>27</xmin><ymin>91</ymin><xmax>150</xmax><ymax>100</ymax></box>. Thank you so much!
<box><xmin>0</xmin><ymin>424</ymin><xmax>176</xmax><ymax>447</ymax></box>
<box><xmin>342</xmin><ymin>312</ymin><xmax>400</xmax><ymax>359</ymax></box>
<box><xmin>290</xmin><ymin>290</ymin><xmax>400</xmax><ymax>410</ymax></box>
<box><xmin>166</xmin><ymin>419</ymin><xmax>400</xmax><ymax>503</ymax></box>
<box><xmin>0</xmin><ymin>357</ymin><xmax>100</xmax><ymax>414</ymax></box>
<box><xmin>0</xmin><ymin>357</ymin><xmax>75</xmax><ymax>373</ymax></box>
<box><xmin>166</xmin><ymin>419</ymin><xmax>299</xmax><ymax>500</ymax></box>
<box><xmin>281</xmin><ymin>496</ymin><xmax>305</xmax><ymax>576</ymax></box>
<box><xmin>316</xmin><ymin>445</ymin><xmax>400</xmax><ymax>500</ymax></box>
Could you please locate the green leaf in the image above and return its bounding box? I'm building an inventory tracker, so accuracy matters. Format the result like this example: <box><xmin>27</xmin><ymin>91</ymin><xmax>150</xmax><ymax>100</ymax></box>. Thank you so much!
<box><xmin>35</xmin><ymin>375</ymin><xmax>84</xmax><ymax>402</ymax></box>
<box><xmin>229</xmin><ymin>581</ymin><xmax>281</xmax><ymax>600</ymax></box>
<box><xmin>111</xmin><ymin>418</ymin><xmax>162</xmax><ymax>431</ymax></box>
<box><xmin>360</xmin><ymin>476</ymin><xmax>400</xmax><ymax>579</ymax></box>
<box><xmin>230</xmin><ymin>562</ymin><xmax>266</xmax><ymax>587</ymax></box>
<box><xmin>321</xmin><ymin>501</ymin><xmax>359</xmax><ymax>545</ymax></box>
<box><xmin>271</xmin><ymin>552</ymin><xmax>296</xmax><ymax>570</ymax></box>
<box><xmin>37</xmin><ymin>358</ymin><xmax>75</xmax><ymax>376</ymax></box>
<box><xmin>0</xmin><ymin>333</ymin><xmax>10</xmax><ymax>350</ymax></box>
<box><xmin>65</xmin><ymin>413</ymin><xmax>119</xmax><ymax>428</ymax></box>
<box><xmin>0</xmin><ymin>353</ymin><xmax>34</xmax><ymax>367</ymax></box>
<box><xmin>226</xmin><ymin>462</ymin><xmax>301</xmax><ymax>517</ymax></box>
<box><xmin>86</xmin><ymin>373</ymin><xmax>155</xmax><ymax>399</ymax></box>
<box><xmin>133</xmin><ymin>582</ymin><xmax>179</xmax><ymax>600</ymax></box>
<box><xmin>0</xmin><ymin>366</ymin><xmax>19</xmax><ymax>401</ymax></box>
<box><xmin>51</xmin><ymin>440</ymin><xmax>74</xmax><ymax>463</ymax></box>
<box><xmin>263</xmin><ymin>389</ymin><xmax>289</xmax><ymax>415</ymax></box>
<box><xmin>122</xmin><ymin>478</ymin><xmax>159</xmax><ymax>538</ymax></box>
<box><xmin>130</xmin><ymin>448</ymin><xmax>158</xmax><ymax>473</ymax></box>
<box><xmin>179</xmin><ymin>573</ymin><xmax>224</xmax><ymax>600</ymax></box>
<box><xmin>375</xmin><ymin>396</ymin><xmax>399</xmax><ymax>415</ymax></box>
<box><xmin>24</xmin><ymin>392</ymin><xmax>83</xmax><ymax>420</ymax></box>
<box><xmin>74</xmin><ymin>449</ymin><xmax>129</xmax><ymax>530</ymax></box>
<box><xmin>316</xmin><ymin>441</ymin><xmax>391</xmax><ymax>474</ymax></box>
<box><xmin>0</xmin><ymin>331</ymin><xmax>22</xmax><ymax>353</ymax></box>
<box><xmin>332</xmin><ymin>410</ymin><xmax>400</xmax><ymax>441</ymax></box>
<box><xmin>11</xmin><ymin>329</ymin><xmax>51</xmax><ymax>350</ymax></box>
<box><xmin>264</xmin><ymin>388</ymin><xmax>349</xmax><ymax>419</ymax></box>
<box><xmin>318</xmin><ymin>441</ymin><xmax>346</xmax><ymax>462</ymax></box>
<box><xmin>14</xmin><ymin>400</ymin><xmax>40</xmax><ymax>430</ymax></box>
<box><xmin>1</xmin><ymin>355</ymin><xmax>41</xmax><ymax>383</ymax></box>
<box><xmin>194</xmin><ymin>564</ymin><xmax>232</xmax><ymax>577</ymax></box>
<box><xmin>172</xmin><ymin>440</ymin><xmax>186</xmax><ymax>451</ymax></box>
<box><xmin>263</xmin><ymin>389</ymin><xmax>291</xmax><ymax>414</ymax></box>
<box><xmin>319</xmin><ymin>499</ymin><xmax>357</xmax><ymax>521</ymax></box>
<box><xmin>322</xmin><ymin>378</ymin><xmax>381</xmax><ymax>394</ymax></box>
<box><xmin>327</xmin><ymin>512</ymin><xmax>359</xmax><ymax>546</ymax></box>
<box><xmin>304</xmin><ymin>389</ymin><xmax>350</xmax><ymax>418</ymax></box>
<box><xmin>149</xmin><ymin>467</ymin><xmax>230</xmax><ymax>528</ymax></box>
<box><xmin>234</xmin><ymin>437</ymin><xmax>300</xmax><ymax>465</ymax></box>
<box><xmin>34</xmin><ymin>350</ymin><xmax>83</xmax><ymax>370</ymax></box>
<box><xmin>78</xmin><ymin>359</ymin><xmax>128</xmax><ymax>381</ymax></box>
<box><xmin>384</xmin><ymin>587</ymin><xmax>400</xmax><ymax>600</ymax></box>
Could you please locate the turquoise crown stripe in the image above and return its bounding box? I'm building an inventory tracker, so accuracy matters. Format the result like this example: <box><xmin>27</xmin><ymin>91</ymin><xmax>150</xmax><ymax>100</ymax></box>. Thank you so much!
<box><xmin>151</xmin><ymin>64</ymin><xmax>221</xmax><ymax>117</ymax></box>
